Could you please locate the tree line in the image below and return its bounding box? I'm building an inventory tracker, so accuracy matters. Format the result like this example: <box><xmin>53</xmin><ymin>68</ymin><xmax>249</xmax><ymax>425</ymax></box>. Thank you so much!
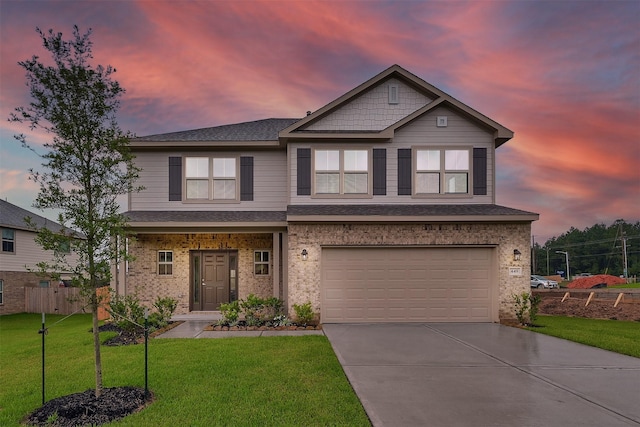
<box><xmin>532</xmin><ymin>219</ymin><xmax>639</xmax><ymax>278</ymax></box>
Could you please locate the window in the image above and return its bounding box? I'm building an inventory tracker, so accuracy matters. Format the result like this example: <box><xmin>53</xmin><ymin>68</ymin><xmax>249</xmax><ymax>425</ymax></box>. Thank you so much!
<box><xmin>415</xmin><ymin>149</ymin><xmax>469</xmax><ymax>195</ymax></box>
<box><xmin>39</xmin><ymin>280</ymin><xmax>50</xmax><ymax>288</ymax></box>
<box><xmin>185</xmin><ymin>157</ymin><xmax>237</xmax><ymax>201</ymax></box>
<box><xmin>2</xmin><ymin>229</ymin><xmax>15</xmax><ymax>253</ymax></box>
<box><xmin>58</xmin><ymin>239</ymin><xmax>71</xmax><ymax>254</ymax></box>
<box><xmin>158</xmin><ymin>251</ymin><xmax>173</xmax><ymax>275</ymax></box>
<box><xmin>254</xmin><ymin>250</ymin><xmax>270</xmax><ymax>276</ymax></box>
<box><xmin>0</xmin><ymin>280</ymin><xmax>3</xmax><ymax>304</ymax></box>
<box><xmin>314</xmin><ymin>149</ymin><xmax>369</xmax><ymax>195</ymax></box>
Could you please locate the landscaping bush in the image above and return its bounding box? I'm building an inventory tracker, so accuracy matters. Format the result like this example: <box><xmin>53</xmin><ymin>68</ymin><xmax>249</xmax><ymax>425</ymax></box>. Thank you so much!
<box><xmin>292</xmin><ymin>301</ymin><xmax>315</xmax><ymax>326</ymax></box>
<box><xmin>512</xmin><ymin>292</ymin><xmax>541</xmax><ymax>326</ymax></box>
<box><xmin>218</xmin><ymin>295</ymin><xmax>289</xmax><ymax>327</ymax></box>
<box><xmin>108</xmin><ymin>291</ymin><xmax>177</xmax><ymax>331</ymax></box>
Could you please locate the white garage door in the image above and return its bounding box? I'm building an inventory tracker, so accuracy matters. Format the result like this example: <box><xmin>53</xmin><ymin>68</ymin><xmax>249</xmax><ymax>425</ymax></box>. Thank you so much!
<box><xmin>321</xmin><ymin>247</ymin><xmax>495</xmax><ymax>323</ymax></box>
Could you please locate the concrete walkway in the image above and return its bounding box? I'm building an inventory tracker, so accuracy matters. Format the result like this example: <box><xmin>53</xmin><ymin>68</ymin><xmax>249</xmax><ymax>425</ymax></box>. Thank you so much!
<box><xmin>323</xmin><ymin>323</ymin><xmax>640</xmax><ymax>427</ymax></box>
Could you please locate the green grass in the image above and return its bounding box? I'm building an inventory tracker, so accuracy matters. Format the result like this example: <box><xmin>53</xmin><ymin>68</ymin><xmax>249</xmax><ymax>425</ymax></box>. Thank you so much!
<box><xmin>527</xmin><ymin>316</ymin><xmax>640</xmax><ymax>358</ymax></box>
<box><xmin>0</xmin><ymin>314</ymin><xmax>370</xmax><ymax>426</ymax></box>
<box><xmin>609</xmin><ymin>282</ymin><xmax>640</xmax><ymax>289</ymax></box>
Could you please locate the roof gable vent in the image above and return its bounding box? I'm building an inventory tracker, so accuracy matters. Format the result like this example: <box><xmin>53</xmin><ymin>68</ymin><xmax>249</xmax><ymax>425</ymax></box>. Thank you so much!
<box><xmin>388</xmin><ymin>84</ymin><xmax>399</xmax><ymax>104</ymax></box>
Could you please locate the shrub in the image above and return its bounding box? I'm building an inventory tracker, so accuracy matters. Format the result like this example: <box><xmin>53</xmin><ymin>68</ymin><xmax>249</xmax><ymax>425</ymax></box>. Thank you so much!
<box><xmin>108</xmin><ymin>291</ymin><xmax>177</xmax><ymax>331</ymax></box>
<box><xmin>152</xmin><ymin>296</ymin><xmax>178</xmax><ymax>328</ymax></box>
<box><xmin>512</xmin><ymin>292</ymin><xmax>541</xmax><ymax>326</ymax></box>
<box><xmin>219</xmin><ymin>300</ymin><xmax>241</xmax><ymax>326</ymax></box>
<box><xmin>292</xmin><ymin>301</ymin><xmax>315</xmax><ymax>326</ymax></box>
<box><xmin>219</xmin><ymin>295</ymin><xmax>287</xmax><ymax>327</ymax></box>
<box><xmin>108</xmin><ymin>293</ymin><xmax>145</xmax><ymax>332</ymax></box>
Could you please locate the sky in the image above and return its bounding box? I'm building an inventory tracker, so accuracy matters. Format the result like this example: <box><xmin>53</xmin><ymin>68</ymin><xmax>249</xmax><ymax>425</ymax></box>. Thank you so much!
<box><xmin>0</xmin><ymin>0</ymin><xmax>638</xmax><ymax>244</ymax></box>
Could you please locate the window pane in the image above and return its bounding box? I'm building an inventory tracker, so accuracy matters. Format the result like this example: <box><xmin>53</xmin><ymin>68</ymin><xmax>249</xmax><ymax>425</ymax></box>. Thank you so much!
<box><xmin>417</xmin><ymin>150</ymin><xmax>440</xmax><ymax>171</ymax></box>
<box><xmin>159</xmin><ymin>252</ymin><xmax>166</xmax><ymax>262</ymax></box>
<box><xmin>416</xmin><ymin>172</ymin><xmax>440</xmax><ymax>193</ymax></box>
<box><xmin>213</xmin><ymin>158</ymin><xmax>236</xmax><ymax>178</ymax></box>
<box><xmin>445</xmin><ymin>173</ymin><xmax>468</xmax><ymax>193</ymax></box>
<box><xmin>315</xmin><ymin>150</ymin><xmax>339</xmax><ymax>171</ymax></box>
<box><xmin>315</xmin><ymin>173</ymin><xmax>339</xmax><ymax>193</ymax></box>
<box><xmin>186</xmin><ymin>180</ymin><xmax>209</xmax><ymax>199</ymax></box>
<box><xmin>165</xmin><ymin>252</ymin><xmax>172</xmax><ymax>262</ymax></box>
<box><xmin>2</xmin><ymin>229</ymin><xmax>14</xmax><ymax>239</ymax></box>
<box><xmin>445</xmin><ymin>150</ymin><xmax>469</xmax><ymax>170</ymax></box>
<box><xmin>344</xmin><ymin>173</ymin><xmax>368</xmax><ymax>193</ymax></box>
<box><xmin>185</xmin><ymin>158</ymin><xmax>209</xmax><ymax>177</ymax></box>
<box><xmin>344</xmin><ymin>150</ymin><xmax>368</xmax><ymax>171</ymax></box>
<box><xmin>213</xmin><ymin>179</ymin><xmax>236</xmax><ymax>199</ymax></box>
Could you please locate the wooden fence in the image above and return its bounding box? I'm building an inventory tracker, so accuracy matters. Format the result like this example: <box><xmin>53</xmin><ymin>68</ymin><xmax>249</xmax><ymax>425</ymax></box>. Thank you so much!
<box><xmin>24</xmin><ymin>286</ymin><xmax>110</xmax><ymax>320</ymax></box>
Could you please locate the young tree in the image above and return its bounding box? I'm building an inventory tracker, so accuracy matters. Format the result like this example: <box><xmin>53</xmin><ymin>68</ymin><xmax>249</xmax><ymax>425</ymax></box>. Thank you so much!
<box><xmin>10</xmin><ymin>26</ymin><xmax>141</xmax><ymax>397</ymax></box>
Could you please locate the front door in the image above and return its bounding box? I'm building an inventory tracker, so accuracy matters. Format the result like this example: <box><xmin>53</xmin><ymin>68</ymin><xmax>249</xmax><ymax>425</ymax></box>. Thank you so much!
<box><xmin>191</xmin><ymin>251</ymin><xmax>234</xmax><ymax>311</ymax></box>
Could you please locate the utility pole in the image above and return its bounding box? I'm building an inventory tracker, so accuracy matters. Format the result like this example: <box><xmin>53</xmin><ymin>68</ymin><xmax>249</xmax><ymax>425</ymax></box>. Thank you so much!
<box><xmin>622</xmin><ymin>232</ymin><xmax>629</xmax><ymax>280</ymax></box>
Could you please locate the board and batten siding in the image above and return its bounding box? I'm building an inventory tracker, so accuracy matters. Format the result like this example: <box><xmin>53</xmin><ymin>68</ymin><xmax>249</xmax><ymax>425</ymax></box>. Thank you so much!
<box><xmin>288</xmin><ymin>108</ymin><xmax>495</xmax><ymax>205</ymax></box>
<box><xmin>130</xmin><ymin>151</ymin><xmax>288</xmax><ymax>211</ymax></box>
<box><xmin>0</xmin><ymin>229</ymin><xmax>78</xmax><ymax>273</ymax></box>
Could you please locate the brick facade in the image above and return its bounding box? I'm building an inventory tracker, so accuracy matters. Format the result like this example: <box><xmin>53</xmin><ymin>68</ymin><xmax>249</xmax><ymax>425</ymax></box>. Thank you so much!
<box><xmin>287</xmin><ymin>222</ymin><xmax>531</xmax><ymax>323</ymax></box>
<box><xmin>126</xmin><ymin>233</ymin><xmax>275</xmax><ymax>314</ymax></box>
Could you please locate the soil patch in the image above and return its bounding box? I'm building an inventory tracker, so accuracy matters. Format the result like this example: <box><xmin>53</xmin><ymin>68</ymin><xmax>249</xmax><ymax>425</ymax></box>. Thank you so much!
<box><xmin>25</xmin><ymin>387</ymin><xmax>150</xmax><ymax>427</ymax></box>
<box><xmin>538</xmin><ymin>296</ymin><xmax>640</xmax><ymax>321</ymax></box>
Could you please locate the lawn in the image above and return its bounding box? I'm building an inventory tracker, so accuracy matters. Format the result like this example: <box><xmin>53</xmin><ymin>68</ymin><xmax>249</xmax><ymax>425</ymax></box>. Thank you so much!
<box><xmin>0</xmin><ymin>313</ymin><xmax>370</xmax><ymax>426</ymax></box>
<box><xmin>527</xmin><ymin>316</ymin><xmax>640</xmax><ymax>358</ymax></box>
<box><xmin>609</xmin><ymin>282</ymin><xmax>640</xmax><ymax>289</ymax></box>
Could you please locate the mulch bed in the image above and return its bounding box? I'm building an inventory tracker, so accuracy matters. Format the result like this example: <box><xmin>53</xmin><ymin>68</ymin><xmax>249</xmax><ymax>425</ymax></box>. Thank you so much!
<box><xmin>24</xmin><ymin>322</ymin><xmax>182</xmax><ymax>426</ymax></box>
<box><xmin>99</xmin><ymin>321</ymin><xmax>182</xmax><ymax>346</ymax></box>
<box><xmin>25</xmin><ymin>387</ymin><xmax>150</xmax><ymax>427</ymax></box>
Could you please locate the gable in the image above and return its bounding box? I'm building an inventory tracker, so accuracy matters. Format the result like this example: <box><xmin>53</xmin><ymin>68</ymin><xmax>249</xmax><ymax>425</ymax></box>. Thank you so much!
<box><xmin>280</xmin><ymin>64</ymin><xmax>513</xmax><ymax>147</ymax></box>
<box><xmin>302</xmin><ymin>78</ymin><xmax>435</xmax><ymax>132</ymax></box>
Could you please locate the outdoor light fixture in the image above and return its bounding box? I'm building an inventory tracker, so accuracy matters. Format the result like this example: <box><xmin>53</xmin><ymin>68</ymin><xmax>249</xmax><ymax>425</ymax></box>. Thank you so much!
<box><xmin>301</xmin><ymin>249</ymin><xmax>308</xmax><ymax>261</ymax></box>
<box><xmin>513</xmin><ymin>249</ymin><xmax>522</xmax><ymax>261</ymax></box>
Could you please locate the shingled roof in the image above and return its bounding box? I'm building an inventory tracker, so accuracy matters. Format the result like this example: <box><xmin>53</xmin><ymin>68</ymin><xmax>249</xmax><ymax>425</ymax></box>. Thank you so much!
<box><xmin>0</xmin><ymin>199</ymin><xmax>76</xmax><ymax>234</ymax></box>
<box><xmin>134</xmin><ymin>118</ymin><xmax>300</xmax><ymax>142</ymax></box>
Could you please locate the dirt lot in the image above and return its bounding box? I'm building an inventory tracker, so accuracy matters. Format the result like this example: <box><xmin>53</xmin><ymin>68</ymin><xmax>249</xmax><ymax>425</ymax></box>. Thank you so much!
<box><xmin>538</xmin><ymin>294</ymin><xmax>640</xmax><ymax>322</ymax></box>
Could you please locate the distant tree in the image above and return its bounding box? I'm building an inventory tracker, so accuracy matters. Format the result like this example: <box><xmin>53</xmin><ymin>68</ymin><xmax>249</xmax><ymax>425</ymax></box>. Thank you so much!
<box><xmin>535</xmin><ymin>220</ymin><xmax>640</xmax><ymax>278</ymax></box>
<box><xmin>10</xmin><ymin>26</ymin><xmax>142</xmax><ymax>397</ymax></box>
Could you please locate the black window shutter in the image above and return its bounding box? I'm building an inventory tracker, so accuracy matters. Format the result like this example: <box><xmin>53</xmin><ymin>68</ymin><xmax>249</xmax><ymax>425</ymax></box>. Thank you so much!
<box><xmin>240</xmin><ymin>157</ymin><xmax>254</xmax><ymax>201</ymax></box>
<box><xmin>473</xmin><ymin>148</ymin><xmax>487</xmax><ymax>195</ymax></box>
<box><xmin>397</xmin><ymin>149</ymin><xmax>412</xmax><ymax>195</ymax></box>
<box><xmin>373</xmin><ymin>149</ymin><xmax>387</xmax><ymax>195</ymax></box>
<box><xmin>168</xmin><ymin>157</ymin><xmax>182</xmax><ymax>201</ymax></box>
<box><xmin>297</xmin><ymin>148</ymin><xmax>311</xmax><ymax>196</ymax></box>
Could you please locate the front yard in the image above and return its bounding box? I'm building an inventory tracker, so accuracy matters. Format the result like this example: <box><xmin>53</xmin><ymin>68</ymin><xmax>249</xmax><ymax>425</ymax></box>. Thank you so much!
<box><xmin>0</xmin><ymin>314</ymin><xmax>370</xmax><ymax>426</ymax></box>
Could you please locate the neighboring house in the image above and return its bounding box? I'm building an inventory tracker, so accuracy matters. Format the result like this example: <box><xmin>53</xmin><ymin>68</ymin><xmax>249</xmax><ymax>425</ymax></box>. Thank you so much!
<box><xmin>0</xmin><ymin>199</ymin><xmax>78</xmax><ymax>315</ymax></box>
<box><xmin>118</xmin><ymin>65</ymin><xmax>538</xmax><ymax>323</ymax></box>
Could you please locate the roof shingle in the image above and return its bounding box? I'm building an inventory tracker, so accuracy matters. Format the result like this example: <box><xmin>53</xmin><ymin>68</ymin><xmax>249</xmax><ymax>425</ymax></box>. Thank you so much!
<box><xmin>134</xmin><ymin>118</ymin><xmax>300</xmax><ymax>142</ymax></box>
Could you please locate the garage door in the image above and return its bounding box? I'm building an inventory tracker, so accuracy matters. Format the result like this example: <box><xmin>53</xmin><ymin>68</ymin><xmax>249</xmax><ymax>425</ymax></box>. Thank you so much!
<box><xmin>321</xmin><ymin>247</ymin><xmax>495</xmax><ymax>323</ymax></box>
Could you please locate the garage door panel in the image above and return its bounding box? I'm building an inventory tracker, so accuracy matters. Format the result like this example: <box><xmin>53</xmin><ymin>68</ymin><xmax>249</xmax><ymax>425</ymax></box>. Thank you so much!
<box><xmin>321</xmin><ymin>247</ymin><xmax>495</xmax><ymax>323</ymax></box>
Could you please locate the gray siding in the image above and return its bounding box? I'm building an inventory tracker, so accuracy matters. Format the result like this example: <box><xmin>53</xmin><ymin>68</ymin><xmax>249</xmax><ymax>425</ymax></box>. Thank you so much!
<box><xmin>0</xmin><ymin>229</ymin><xmax>78</xmax><ymax>273</ymax></box>
<box><xmin>130</xmin><ymin>151</ymin><xmax>288</xmax><ymax>211</ymax></box>
<box><xmin>289</xmin><ymin>108</ymin><xmax>495</xmax><ymax>205</ymax></box>
<box><xmin>304</xmin><ymin>78</ymin><xmax>434</xmax><ymax>131</ymax></box>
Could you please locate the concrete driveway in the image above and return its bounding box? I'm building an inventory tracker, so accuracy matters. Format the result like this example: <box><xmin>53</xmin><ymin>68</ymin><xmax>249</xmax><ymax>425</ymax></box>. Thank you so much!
<box><xmin>323</xmin><ymin>323</ymin><xmax>640</xmax><ymax>427</ymax></box>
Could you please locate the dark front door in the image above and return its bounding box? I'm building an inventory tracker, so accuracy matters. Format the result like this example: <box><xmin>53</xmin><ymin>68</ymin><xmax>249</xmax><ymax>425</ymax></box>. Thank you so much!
<box><xmin>203</xmin><ymin>252</ymin><xmax>228</xmax><ymax>310</ymax></box>
<box><xmin>191</xmin><ymin>251</ymin><xmax>233</xmax><ymax>311</ymax></box>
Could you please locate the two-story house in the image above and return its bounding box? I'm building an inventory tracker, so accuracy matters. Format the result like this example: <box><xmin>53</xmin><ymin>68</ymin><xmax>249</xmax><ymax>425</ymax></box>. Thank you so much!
<box><xmin>0</xmin><ymin>199</ymin><xmax>78</xmax><ymax>314</ymax></box>
<box><xmin>119</xmin><ymin>65</ymin><xmax>538</xmax><ymax>323</ymax></box>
